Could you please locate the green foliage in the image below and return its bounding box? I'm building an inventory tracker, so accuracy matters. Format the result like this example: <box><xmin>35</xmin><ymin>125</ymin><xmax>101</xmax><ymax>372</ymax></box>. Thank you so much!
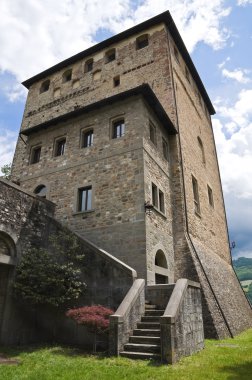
<box><xmin>246</xmin><ymin>283</ymin><xmax>252</xmax><ymax>304</ymax></box>
<box><xmin>1</xmin><ymin>329</ymin><xmax>252</xmax><ymax>380</ymax></box>
<box><xmin>233</xmin><ymin>257</ymin><xmax>252</xmax><ymax>268</ymax></box>
<box><xmin>14</xmin><ymin>229</ymin><xmax>86</xmax><ymax>307</ymax></box>
<box><xmin>0</xmin><ymin>163</ymin><xmax>11</xmax><ymax>179</ymax></box>
<box><xmin>233</xmin><ymin>257</ymin><xmax>252</xmax><ymax>280</ymax></box>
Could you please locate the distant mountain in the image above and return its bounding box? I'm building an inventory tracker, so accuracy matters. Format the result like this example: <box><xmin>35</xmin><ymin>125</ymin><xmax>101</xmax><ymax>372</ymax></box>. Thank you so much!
<box><xmin>233</xmin><ymin>257</ymin><xmax>252</xmax><ymax>304</ymax></box>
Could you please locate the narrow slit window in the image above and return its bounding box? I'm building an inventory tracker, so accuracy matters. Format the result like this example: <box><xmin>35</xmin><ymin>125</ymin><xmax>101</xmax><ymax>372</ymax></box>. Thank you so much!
<box><xmin>174</xmin><ymin>47</ymin><xmax>179</xmax><ymax>63</ymax></box>
<box><xmin>162</xmin><ymin>138</ymin><xmax>169</xmax><ymax>161</ymax></box>
<box><xmin>185</xmin><ymin>66</ymin><xmax>190</xmax><ymax>83</ymax></box>
<box><xmin>192</xmin><ymin>175</ymin><xmax>201</xmax><ymax>215</ymax></box>
<box><xmin>208</xmin><ymin>185</ymin><xmax>214</xmax><ymax>208</ymax></box>
<box><xmin>197</xmin><ymin>137</ymin><xmax>205</xmax><ymax>164</ymax></box>
<box><xmin>152</xmin><ymin>183</ymin><xmax>158</xmax><ymax>208</ymax></box>
<box><xmin>113</xmin><ymin>76</ymin><xmax>120</xmax><ymax>87</ymax></box>
<box><xmin>78</xmin><ymin>186</ymin><xmax>92</xmax><ymax>212</ymax></box>
<box><xmin>159</xmin><ymin>190</ymin><xmax>165</xmax><ymax>213</ymax></box>
<box><xmin>149</xmin><ymin>122</ymin><xmax>156</xmax><ymax>145</ymax></box>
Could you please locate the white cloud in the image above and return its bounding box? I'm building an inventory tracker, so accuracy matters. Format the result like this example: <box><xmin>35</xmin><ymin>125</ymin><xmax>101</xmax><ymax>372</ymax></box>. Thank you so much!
<box><xmin>237</xmin><ymin>0</ymin><xmax>252</xmax><ymax>6</ymax></box>
<box><xmin>0</xmin><ymin>129</ymin><xmax>18</xmax><ymax>167</ymax></box>
<box><xmin>222</xmin><ymin>68</ymin><xmax>250</xmax><ymax>83</ymax></box>
<box><xmin>0</xmin><ymin>0</ymin><xmax>231</xmax><ymax>100</ymax></box>
<box><xmin>218</xmin><ymin>56</ymin><xmax>230</xmax><ymax>69</ymax></box>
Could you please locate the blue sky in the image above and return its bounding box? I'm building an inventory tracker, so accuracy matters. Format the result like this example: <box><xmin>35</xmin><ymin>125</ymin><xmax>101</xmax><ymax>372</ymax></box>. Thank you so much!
<box><xmin>0</xmin><ymin>0</ymin><xmax>251</xmax><ymax>259</ymax></box>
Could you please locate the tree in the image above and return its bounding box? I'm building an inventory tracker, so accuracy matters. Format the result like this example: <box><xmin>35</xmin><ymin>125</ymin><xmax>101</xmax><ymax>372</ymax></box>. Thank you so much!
<box><xmin>1</xmin><ymin>164</ymin><xmax>11</xmax><ymax>179</ymax></box>
<box><xmin>14</xmin><ymin>229</ymin><xmax>86</xmax><ymax>307</ymax></box>
<box><xmin>66</xmin><ymin>305</ymin><xmax>114</xmax><ymax>352</ymax></box>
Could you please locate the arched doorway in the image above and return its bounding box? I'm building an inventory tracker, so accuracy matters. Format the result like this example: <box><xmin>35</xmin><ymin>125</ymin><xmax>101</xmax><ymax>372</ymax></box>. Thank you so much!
<box><xmin>154</xmin><ymin>250</ymin><xmax>169</xmax><ymax>284</ymax></box>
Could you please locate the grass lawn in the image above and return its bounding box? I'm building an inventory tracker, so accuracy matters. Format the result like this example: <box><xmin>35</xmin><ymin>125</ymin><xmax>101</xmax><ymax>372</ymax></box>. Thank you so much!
<box><xmin>0</xmin><ymin>329</ymin><xmax>252</xmax><ymax>380</ymax></box>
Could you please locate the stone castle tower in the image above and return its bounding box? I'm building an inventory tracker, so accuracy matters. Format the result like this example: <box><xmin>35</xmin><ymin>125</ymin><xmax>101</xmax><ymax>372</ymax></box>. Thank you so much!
<box><xmin>10</xmin><ymin>11</ymin><xmax>252</xmax><ymax>339</ymax></box>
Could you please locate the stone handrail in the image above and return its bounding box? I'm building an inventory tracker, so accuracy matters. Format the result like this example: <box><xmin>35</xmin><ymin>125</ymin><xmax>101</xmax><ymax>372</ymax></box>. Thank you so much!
<box><xmin>109</xmin><ymin>279</ymin><xmax>145</xmax><ymax>355</ymax></box>
<box><xmin>160</xmin><ymin>279</ymin><xmax>204</xmax><ymax>363</ymax></box>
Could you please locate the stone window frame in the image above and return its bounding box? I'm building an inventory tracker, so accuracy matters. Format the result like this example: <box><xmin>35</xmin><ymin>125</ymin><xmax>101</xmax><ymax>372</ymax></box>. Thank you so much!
<box><xmin>84</xmin><ymin>58</ymin><xmax>94</xmax><ymax>73</ymax></box>
<box><xmin>80</xmin><ymin>126</ymin><xmax>94</xmax><ymax>148</ymax></box>
<box><xmin>0</xmin><ymin>231</ymin><xmax>17</xmax><ymax>259</ymax></box>
<box><xmin>73</xmin><ymin>183</ymin><xmax>95</xmax><ymax>215</ymax></box>
<box><xmin>40</xmin><ymin>79</ymin><xmax>50</xmax><ymax>94</ymax></box>
<box><xmin>192</xmin><ymin>175</ymin><xmax>201</xmax><ymax>216</ymax></box>
<box><xmin>110</xmin><ymin>116</ymin><xmax>126</xmax><ymax>140</ymax></box>
<box><xmin>29</xmin><ymin>144</ymin><xmax>42</xmax><ymax>165</ymax></box>
<box><xmin>151</xmin><ymin>182</ymin><xmax>166</xmax><ymax>216</ymax></box>
<box><xmin>62</xmin><ymin>68</ymin><xmax>72</xmax><ymax>83</ymax></box>
<box><xmin>105</xmin><ymin>48</ymin><xmax>116</xmax><ymax>63</ymax></box>
<box><xmin>34</xmin><ymin>184</ymin><xmax>48</xmax><ymax>199</ymax></box>
<box><xmin>53</xmin><ymin>136</ymin><xmax>67</xmax><ymax>157</ymax></box>
<box><xmin>136</xmin><ymin>34</ymin><xmax>149</xmax><ymax>50</ymax></box>
<box><xmin>207</xmin><ymin>185</ymin><xmax>214</xmax><ymax>208</ymax></box>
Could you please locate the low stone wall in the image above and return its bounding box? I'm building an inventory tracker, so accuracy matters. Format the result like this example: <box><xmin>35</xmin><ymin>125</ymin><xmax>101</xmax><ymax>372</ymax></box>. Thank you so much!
<box><xmin>160</xmin><ymin>279</ymin><xmax>204</xmax><ymax>363</ymax></box>
<box><xmin>109</xmin><ymin>279</ymin><xmax>145</xmax><ymax>355</ymax></box>
<box><xmin>0</xmin><ymin>179</ymin><xmax>136</xmax><ymax>347</ymax></box>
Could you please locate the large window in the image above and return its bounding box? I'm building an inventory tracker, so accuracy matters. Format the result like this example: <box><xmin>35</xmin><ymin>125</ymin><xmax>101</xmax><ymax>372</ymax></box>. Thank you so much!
<box><xmin>81</xmin><ymin>129</ymin><xmax>93</xmax><ymax>148</ymax></box>
<box><xmin>192</xmin><ymin>175</ymin><xmax>200</xmax><ymax>215</ymax></box>
<box><xmin>54</xmin><ymin>137</ymin><xmax>66</xmax><ymax>156</ymax></box>
<box><xmin>78</xmin><ymin>186</ymin><xmax>92</xmax><ymax>212</ymax></box>
<box><xmin>112</xmin><ymin>119</ymin><xmax>125</xmax><ymax>139</ymax></box>
<box><xmin>30</xmin><ymin>146</ymin><xmax>41</xmax><ymax>164</ymax></box>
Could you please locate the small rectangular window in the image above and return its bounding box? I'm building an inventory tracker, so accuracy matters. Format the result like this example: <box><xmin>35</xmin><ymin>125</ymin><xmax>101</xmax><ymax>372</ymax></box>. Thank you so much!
<box><xmin>192</xmin><ymin>175</ymin><xmax>200</xmax><ymax>215</ymax></box>
<box><xmin>113</xmin><ymin>76</ymin><xmax>120</xmax><ymax>87</ymax></box>
<box><xmin>55</xmin><ymin>138</ymin><xmax>66</xmax><ymax>157</ymax></box>
<box><xmin>159</xmin><ymin>190</ymin><xmax>165</xmax><ymax>213</ymax></box>
<box><xmin>208</xmin><ymin>185</ymin><xmax>214</xmax><ymax>208</ymax></box>
<box><xmin>149</xmin><ymin>122</ymin><xmax>156</xmax><ymax>145</ymax></box>
<box><xmin>112</xmin><ymin>119</ymin><xmax>125</xmax><ymax>139</ymax></box>
<box><xmin>30</xmin><ymin>146</ymin><xmax>41</xmax><ymax>164</ymax></box>
<box><xmin>162</xmin><ymin>138</ymin><xmax>169</xmax><ymax>161</ymax></box>
<box><xmin>105</xmin><ymin>49</ymin><xmax>116</xmax><ymax>63</ymax></box>
<box><xmin>78</xmin><ymin>186</ymin><xmax>92</xmax><ymax>212</ymax></box>
<box><xmin>82</xmin><ymin>129</ymin><xmax>93</xmax><ymax>148</ymax></box>
<box><xmin>152</xmin><ymin>183</ymin><xmax>158</xmax><ymax>208</ymax></box>
<box><xmin>136</xmin><ymin>34</ymin><xmax>149</xmax><ymax>50</ymax></box>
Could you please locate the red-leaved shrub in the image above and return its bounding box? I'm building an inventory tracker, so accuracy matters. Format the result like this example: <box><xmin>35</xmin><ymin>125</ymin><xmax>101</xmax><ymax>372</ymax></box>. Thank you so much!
<box><xmin>66</xmin><ymin>305</ymin><xmax>114</xmax><ymax>333</ymax></box>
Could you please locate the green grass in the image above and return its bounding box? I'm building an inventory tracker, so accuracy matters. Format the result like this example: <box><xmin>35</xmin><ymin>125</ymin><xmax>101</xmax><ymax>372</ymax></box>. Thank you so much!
<box><xmin>1</xmin><ymin>329</ymin><xmax>252</xmax><ymax>380</ymax></box>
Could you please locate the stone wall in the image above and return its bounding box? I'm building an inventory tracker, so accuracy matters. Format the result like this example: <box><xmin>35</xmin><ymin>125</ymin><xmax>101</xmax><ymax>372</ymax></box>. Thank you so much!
<box><xmin>0</xmin><ymin>179</ymin><xmax>136</xmax><ymax>346</ymax></box>
<box><xmin>160</xmin><ymin>279</ymin><xmax>204</xmax><ymax>363</ymax></box>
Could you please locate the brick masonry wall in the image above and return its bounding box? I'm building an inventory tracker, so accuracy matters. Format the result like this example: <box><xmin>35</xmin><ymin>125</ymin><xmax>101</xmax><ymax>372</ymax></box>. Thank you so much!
<box><xmin>0</xmin><ymin>179</ymin><xmax>135</xmax><ymax>346</ymax></box>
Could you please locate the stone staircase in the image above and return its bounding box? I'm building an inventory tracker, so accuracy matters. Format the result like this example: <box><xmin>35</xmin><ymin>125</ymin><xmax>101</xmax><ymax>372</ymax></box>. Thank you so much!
<box><xmin>120</xmin><ymin>303</ymin><xmax>164</xmax><ymax>360</ymax></box>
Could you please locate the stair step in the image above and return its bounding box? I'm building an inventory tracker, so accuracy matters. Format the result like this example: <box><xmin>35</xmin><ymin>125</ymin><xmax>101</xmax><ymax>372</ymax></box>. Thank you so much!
<box><xmin>120</xmin><ymin>351</ymin><xmax>160</xmax><ymax>360</ymax></box>
<box><xmin>144</xmin><ymin>304</ymin><xmax>157</xmax><ymax>310</ymax></box>
<box><xmin>124</xmin><ymin>343</ymin><xmax>160</xmax><ymax>353</ymax></box>
<box><xmin>137</xmin><ymin>322</ymin><xmax>160</xmax><ymax>329</ymax></box>
<box><xmin>144</xmin><ymin>310</ymin><xmax>164</xmax><ymax>316</ymax></box>
<box><xmin>141</xmin><ymin>316</ymin><xmax>160</xmax><ymax>322</ymax></box>
<box><xmin>133</xmin><ymin>329</ymin><xmax>160</xmax><ymax>337</ymax></box>
<box><xmin>129</xmin><ymin>336</ymin><xmax>160</xmax><ymax>344</ymax></box>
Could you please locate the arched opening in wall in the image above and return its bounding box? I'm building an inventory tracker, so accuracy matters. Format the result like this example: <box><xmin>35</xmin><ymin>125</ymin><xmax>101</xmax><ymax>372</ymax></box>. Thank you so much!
<box><xmin>40</xmin><ymin>79</ymin><xmax>50</xmax><ymax>94</ymax></box>
<box><xmin>155</xmin><ymin>250</ymin><xmax>169</xmax><ymax>284</ymax></box>
<box><xmin>0</xmin><ymin>231</ymin><xmax>16</xmax><ymax>258</ymax></box>
<box><xmin>34</xmin><ymin>185</ymin><xmax>47</xmax><ymax>199</ymax></box>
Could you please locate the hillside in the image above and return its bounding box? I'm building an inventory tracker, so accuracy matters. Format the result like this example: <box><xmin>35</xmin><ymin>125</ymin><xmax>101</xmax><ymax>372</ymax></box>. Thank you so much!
<box><xmin>233</xmin><ymin>257</ymin><xmax>252</xmax><ymax>304</ymax></box>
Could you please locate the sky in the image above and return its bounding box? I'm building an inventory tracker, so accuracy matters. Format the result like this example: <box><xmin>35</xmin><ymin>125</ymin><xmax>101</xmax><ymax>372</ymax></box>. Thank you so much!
<box><xmin>0</xmin><ymin>0</ymin><xmax>251</xmax><ymax>259</ymax></box>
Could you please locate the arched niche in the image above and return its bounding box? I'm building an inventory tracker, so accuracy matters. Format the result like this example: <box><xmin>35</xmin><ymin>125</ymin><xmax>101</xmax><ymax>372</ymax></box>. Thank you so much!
<box><xmin>34</xmin><ymin>184</ymin><xmax>47</xmax><ymax>198</ymax></box>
